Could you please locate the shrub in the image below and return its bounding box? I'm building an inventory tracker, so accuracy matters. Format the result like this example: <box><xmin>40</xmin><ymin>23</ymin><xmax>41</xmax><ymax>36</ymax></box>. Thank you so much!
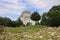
<box><xmin>0</xmin><ymin>25</ymin><xmax>4</xmax><ymax>33</ymax></box>
<box><xmin>26</xmin><ymin>22</ymin><xmax>32</xmax><ymax>26</ymax></box>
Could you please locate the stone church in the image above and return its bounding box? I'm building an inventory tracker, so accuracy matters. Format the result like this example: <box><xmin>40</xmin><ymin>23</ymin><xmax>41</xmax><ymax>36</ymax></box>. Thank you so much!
<box><xmin>20</xmin><ymin>10</ymin><xmax>35</xmax><ymax>25</ymax></box>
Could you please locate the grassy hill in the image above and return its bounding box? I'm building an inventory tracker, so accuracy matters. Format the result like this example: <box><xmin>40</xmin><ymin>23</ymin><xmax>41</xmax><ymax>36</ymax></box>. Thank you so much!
<box><xmin>0</xmin><ymin>25</ymin><xmax>60</xmax><ymax>40</ymax></box>
<box><xmin>5</xmin><ymin>25</ymin><xmax>45</xmax><ymax>33</ymax></box>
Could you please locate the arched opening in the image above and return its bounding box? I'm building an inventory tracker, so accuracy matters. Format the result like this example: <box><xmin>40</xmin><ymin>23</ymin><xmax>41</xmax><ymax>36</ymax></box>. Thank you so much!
<box><xmin>26</xmin><ymin>22</ymin><xmax>32</xmax><ymax>26</ymax></box>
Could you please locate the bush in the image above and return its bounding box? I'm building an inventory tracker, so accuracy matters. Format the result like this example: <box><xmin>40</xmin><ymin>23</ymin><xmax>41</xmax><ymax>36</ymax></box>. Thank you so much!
<box><xmin>35</xmin><ymin>22</ymin><xmax>40</xmax><ymax>25</ymax></box>
<box><xmin>47</xmin><ymin>5</ymin><xmax>60</xmax><ymax>27</ymax></box>
<box><xmin>26</xmin><ymin>22</ymin><xmax>32</xmax><ymax>26</ymax></box>
<box><xmin>0</xmin><ymin>25</ymin><xmax>4</xmax><ymax>33</ymax></box>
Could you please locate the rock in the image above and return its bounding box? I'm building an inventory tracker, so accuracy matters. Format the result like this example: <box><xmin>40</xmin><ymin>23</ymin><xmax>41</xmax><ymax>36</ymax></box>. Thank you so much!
<box><xmin>39</xmin><ymin>36</ymin><xmax>43</xmax><ymax>38</ymax></box>
<box><xmin>48</xmin><ymin>38</ymin><xmax>53</xmax><ymax>40</ymax></box>
<box><xmin>50</xmin><ymin>32</ymin><xmax>56</xmax><ymax>36</ymax></box>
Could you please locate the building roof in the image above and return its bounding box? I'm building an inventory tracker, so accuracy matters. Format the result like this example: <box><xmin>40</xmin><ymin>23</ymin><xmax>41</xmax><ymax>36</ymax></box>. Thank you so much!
<box><xmin>22</xmin><ymin>10</ymin><xmax>31</xmax><ymax>13</ymax></box>
<box><xmin>20</xmin><ymin>10</ymin><xmax>31</xmax><ymax>17</ymax></box>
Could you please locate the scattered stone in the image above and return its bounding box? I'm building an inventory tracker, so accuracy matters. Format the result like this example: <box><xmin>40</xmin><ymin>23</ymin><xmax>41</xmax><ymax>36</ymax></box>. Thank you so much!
<box><xmin>48</xmin><ymin>38</ymin><xmax>53</xmax><ymax>40</ymax></box>
<box><xmin>50</xmin><ymin>32</ymin><xmax>56</xmax><ymax>36</ymax></box>
<box><xmin>57</xmin><ymin>35</ymin><xmax>60</xmax><ymax>37</ymax></box>
<box><xmin>23</xmin><ymin>34</ymin><xmax>28</xmax><ymax>38</ymax></box>
<box><xmin>39</xmin><ymin>36</ymin><xmax>43</xmax><ymax>38</ymax></box>
<box><xmin>48</xmin><ymin>32</ymin><xmax>51</xmax><ymax>34</ymax></box>
<box><xmin>34</xmin><ymin>36</ymin><xmax>37</xmax><ymax>38</ymax></box>
<box><xmin>36</xmin><ymin>32</ymin><xmax>40</xmax><ymax>35</ymax></box>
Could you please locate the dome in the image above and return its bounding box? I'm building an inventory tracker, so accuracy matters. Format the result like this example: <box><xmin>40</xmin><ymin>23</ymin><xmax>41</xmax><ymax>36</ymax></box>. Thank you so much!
<box><xmin>20</xmin><ymin>10</ymin><xmax>31</xmax><ymax>17</ymax></box>
<box><xmin>22</xmin><ymin>10</ymin><xmax>31</xmax><ymax>13</ymax></box>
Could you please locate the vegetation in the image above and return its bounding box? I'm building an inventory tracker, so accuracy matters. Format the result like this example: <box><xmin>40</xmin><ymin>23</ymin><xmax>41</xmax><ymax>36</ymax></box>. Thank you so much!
<box><xmin>41</xmin><ymin>13</ymin><xmax>47</xmax><ymax>25</ymax></box>
<box><xmin>0</xmin><ymin>26</ymin><xmax>4</xmax><ymax>33</ymax></box>
<box><xmin>0</xmin><ymin>5</ymin><xmax>60</xmax><ymax>40</ymax></box>
<box><xmin>11</xmin><ymin>18</ymin><xmax>23</xmax><ymax>27</ymax></box>
<box><xmin>0</xmin><ymin>17</ymin><xmax>12</xmax><ymax>27</ymax></box>
<box><xmin>41</xmin><ymin>5</ymin><xmax>60</xmax><ymax>27</ymax></box>
<box><xmin>31</xmin><ymin>11</ymin><xmax>41</xmax><ymax>25</ymax></box>
<box><xmin>0</xmin><ymin>17</ymin><xmax>23</xmax><ymax>27</ymax></box>
<box><xmin>0</xmin><ymin>25</ymin><xmax>60</xmax><ymax>40</ymax></box>
<box><xmin>5</xmin><ymin>25</ymin><xmax>45</xmax><ymax>32</ymax></box>
<box><xmin>0</xmin><ymin>5</ymin><xmax>60</xmax><ymax>27</ymax></box>
<box><xmin>47</xmin><ymin>5</ymin><xmax>60</xmax><ymax>27</ymax></box>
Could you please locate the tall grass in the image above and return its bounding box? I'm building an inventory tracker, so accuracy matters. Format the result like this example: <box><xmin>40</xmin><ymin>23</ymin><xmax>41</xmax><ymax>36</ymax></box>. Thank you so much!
<box><xmin>0</xmin><ymin>25</ymin><xmax>60</xmax><ymax>40</ymax></box>
<box><xmin>5</xmin><ymin>25</ymin><xmax>46</xmax><ymax>33</ymax></box>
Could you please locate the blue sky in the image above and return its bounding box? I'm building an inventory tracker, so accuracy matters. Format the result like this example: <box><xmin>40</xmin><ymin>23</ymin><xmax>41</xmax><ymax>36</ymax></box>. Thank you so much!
<box><xmin>0</xmin><ymin>0</ymin><xmax>60</xmax><ymax>20</ymax></box>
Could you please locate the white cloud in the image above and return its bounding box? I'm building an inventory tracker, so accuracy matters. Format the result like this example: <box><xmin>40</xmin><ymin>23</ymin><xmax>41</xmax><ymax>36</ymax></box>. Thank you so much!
<box><xmin>1</xmin><ymin>0</ymin><xmax>18</xmax><ymax>4</ymax></box>
<box><xmin>0</xmin><ymin>0</ymin><xmax>60</xmax><ymax>20</ymax></box>
<box><xmin>26</xmin><ymin>0</ymin><xmax>60</xmax><ymax>12</ymax></box>
<box><xmin>26</xmin><ymin>0</ymin><xmax>48</xmax><ymax>9</ymax></box>
<box><xmin>0</xmin><ymin>0</ymin><xmax>60</xmax><ymax>15</ymax></box>
<box><xmin>0</xmin><ymin>0</ymin><xmax>27</xmax><ymax>15</ymax></box>
<box><xmin>27</xmin><ymin>0</ymin><xmax>60</xmax><ymax>8</ymax></box>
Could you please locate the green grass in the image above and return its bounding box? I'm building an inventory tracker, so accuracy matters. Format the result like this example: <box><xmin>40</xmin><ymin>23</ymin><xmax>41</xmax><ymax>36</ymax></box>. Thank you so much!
<box><xmin>0</xmin><ymin>25</ymin><xmax>60</xmax><ymax>40</ymax></box>
<box><xmin>5</xmin><ymin>25</ymin><xmax>46</xmax><ymax>33</ymax></box>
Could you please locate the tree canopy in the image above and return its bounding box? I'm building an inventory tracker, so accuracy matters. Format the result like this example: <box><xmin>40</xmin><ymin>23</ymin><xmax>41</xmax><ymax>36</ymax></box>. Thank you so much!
<box><xmin>41</xmin><ymin>13</ymin><xmax>48</xmax><ymax>25</ymax></box>
<box><xmin>41</xmin><ymin>5</ymin><xmax>60</xmax><ymax>27</ymax></box>
<box><xmin>0</xmin><ymin>17</ymin><xmax>23</xmax><ymax>27</ymax></box>
<box><xmin>31</xmin><ymin>11</ymin><xmax>41</xmax><ymax>21</ymax></box>
<box><xmin>47</xmin><ymin>5</ymin><xmax>60</xmax><ymax>27</ymax></box>
<box><xmin>0</xmin><ymin>17</ymin><xmax>12</xmax><ymax>26</ymax></box>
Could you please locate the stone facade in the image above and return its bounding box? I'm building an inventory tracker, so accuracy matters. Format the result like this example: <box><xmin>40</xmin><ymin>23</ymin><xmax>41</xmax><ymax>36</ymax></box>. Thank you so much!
<box><xmin>20</xmin><ymin>10</ymin><xmax>35</xmax><ymax>25</ymax></box>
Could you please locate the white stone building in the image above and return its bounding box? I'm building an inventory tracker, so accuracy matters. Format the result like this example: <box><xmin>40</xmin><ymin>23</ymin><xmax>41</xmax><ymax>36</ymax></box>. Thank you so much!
<box><xmin>20</xmin><ymin>10</ymin><xmax>35</xmax><ymax>25</ymax></box>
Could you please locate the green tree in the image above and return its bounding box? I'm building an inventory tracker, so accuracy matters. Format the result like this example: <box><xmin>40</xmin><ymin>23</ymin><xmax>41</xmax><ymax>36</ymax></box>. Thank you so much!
<box><xmin>11</xmin><ymin>21</ymin><xmax>18</xmax><ymax>27</ymax></box>
<box><xmin>17</xmin><ymin>18</ymin><xmax>23</xmax><ymax>26</ymax></box>
<box><xmin>0</xmin><ymin>25</ymin><xmax>4</xmax><ymax>33</ymax></box>
<box><xmin>41</xmin><ymin>13</ymin><xmax>48</xmax><ymax>25</ymax></box>
<box><xmin>0</xmin><ymin>17</ymin><xmax>4</xmax><ymax>25</ymax></box>
<box><xmin>0</xmin><ymin>17</ymin><xmax>12</xmax><ymax>27</ymax></box>
<box><xmin>3</xmin><ymin>17</ymin><xmax>12</xmax><ymax>26</ymax></box>
<box><xmin>47</xmin><ymin>5</ymin><xmax>60</xmax><ymax>27</ymax></box>
<box><xmin>31</xmin><ymin>11</ymin><xmax>41</xmax><ymax>25</ymax></box>
<box><xmin>11</xmin><ymin>19</ymin><xmax>23</xmax><ymax>27</ymax></box>
<box><xmin>0</xmin><ymin>17</ymin><xmax>23</xmax><ymax>27</ymax></box>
